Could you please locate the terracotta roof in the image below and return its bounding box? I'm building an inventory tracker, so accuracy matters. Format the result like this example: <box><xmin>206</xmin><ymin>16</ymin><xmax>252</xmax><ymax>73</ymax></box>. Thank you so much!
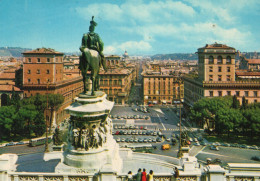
<box><xmin>236</xmin><ymin>71</ymin><xmax>260</xmax><ymax>76</ymax></box>
<box><xmin>199</xmin><ymin>43</ymin><xmax>235</xmax><ymax>49</ymax></box>
<box><xmin>23</xmin><ymin>48</ymin><xmax>63</xmax><ymax>55</ymax></box>
<box><xmin>0</xmin><ymin>85</ymin><xmax>21</xmax><ymax>91</ymax></box>
<box><xmin>245</xmin><ymin>59</ymin><xmax>260</xmax><ymax>64</ymax></box>
<box><xmin>0</xmin><ymin>72</ymin><xmax>15</xmax><ymax>79</ymax></box>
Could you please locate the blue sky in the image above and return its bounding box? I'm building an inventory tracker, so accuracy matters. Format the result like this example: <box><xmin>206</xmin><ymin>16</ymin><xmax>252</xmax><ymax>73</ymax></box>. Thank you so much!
<box><xmin>0</xmin><ymin>0</ymin><xmax>260</xmax><ymax>55</ymax></box>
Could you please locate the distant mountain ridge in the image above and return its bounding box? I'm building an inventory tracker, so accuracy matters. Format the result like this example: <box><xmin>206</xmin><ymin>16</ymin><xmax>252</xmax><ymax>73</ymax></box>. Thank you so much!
<box><xmin>0</xmin><ymin>47</ymin><xmax>32</xmax><ymax>57</ymax></box>
<box><xmin>151</xmin><ymin>53</ymin><xmax>197</xmax><ymax>60</ymax></box>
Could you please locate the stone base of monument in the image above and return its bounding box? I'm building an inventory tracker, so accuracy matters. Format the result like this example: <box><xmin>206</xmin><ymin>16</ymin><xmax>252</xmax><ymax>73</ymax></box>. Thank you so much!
<box><xmin>55</xmin><ymin>91</ymin><xmax>122</xmax><ymax>173</ymax></box>
<box><xmin>56</xmin><ymin>136</ymin><xmax>122</xmax><ymax>173</ymax></box>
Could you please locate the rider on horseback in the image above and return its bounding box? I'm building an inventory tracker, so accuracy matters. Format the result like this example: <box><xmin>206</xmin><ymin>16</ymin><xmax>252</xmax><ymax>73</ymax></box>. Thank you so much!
<box><xmin>79</xmin><ymin>16</ymin><xmax>107</xmax><ymax>72</ymax></box>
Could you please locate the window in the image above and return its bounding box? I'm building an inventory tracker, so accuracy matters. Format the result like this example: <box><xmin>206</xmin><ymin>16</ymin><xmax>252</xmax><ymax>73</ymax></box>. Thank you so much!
<box><xmin>37</xmin><ymin>79</ymin><xmax>40</xmax><ymax>84</ymax></box>
<box><xmin>209</xmin><ymin>91</ymin><xmax>213</xmax><ymax>97</ymax></box>
<box><xmin>226</xmin><ymin>56</ymin><xmax>231</xmax><ymax>64</ymax></box>
<box><xmin>218</xmin><ymin>91</ymin><xmax>222</xmax><ymax>96</ymax></box>
<box><xmin>218</xmin><ymin>75</ymin><xmax>222</xmax><ymax>81</ymax></box>
<box><xmin>218</xmin><ymin>66</ymin><xmax>222</xmax><ymax>72</ymax></box>
<box><xmin>37</xmin><ymin>58</ymin><xmax>40</xmax><ymax>63</ymax></box>
<box><xmin>227</xmin><ymin>91</ymin><xmax>231</xmax><ymax>96</ymax></box>
<box><xmin>254</xmin><ymin>99</ymin><xmax>257</xmax><ymax>103</ymax></box>
<box><xmin>254</xmin><ymin>91</ymin><xmax>258</xmax><ymax>97</ymax></box>
<box><xmin>209</xmin><ymin>56</ymin><xmax>214</xmax><ymax>64</ymax></box>
<box><xmin>245</xmin><ymin>91</ymin><xmax>249</xmax><ymax>97</ymax></box>
<box><xmin>227</xmin><ymin>75</ymin><xmax>231</xmax><ymax>81</ymax></box>
<box><xmin>227</xmin><ymin>67</ymin><xmax>231</xmax><ymax>72</ymax></box>
<box><xmin>209</xmin><ymin>75</ymin><xmax>213</xmax><ymax>81</ymax></box>
<box><xmin>47</xmin><ymin>58</ymin><xmax>50</xmax><ymax>62</ymax></box>
<box><xmin>236</xmin><ymin>91</ymin><xmax>240</xmax><ymax>97</ymax></box>
<box><xmin>37</xmin><ymin>69</ymin><xmax>40</xmax><ymax>74</ymax></box>
<box><xmin>209</xmin><ymin>66</ymin><xmax>213</xmax><ymax>72</ymax></box>
<box><xmin>217</xmin><ymin>56</ymin><xmax>223</xmax><ymax>64</ymax></box>
<box><xmin>28</xmin><ymin>69</ymin><xmax>31</xmax><ymax>74</ymax></box>
<box><xmin>28</xmin><ymin>58</ymin><xmax>31</xmax><ymax>62</ymax></box>
<box><xmin>47</xmin><ymin>69</ymin><xmax>50</xmax><ymax>74</ymax></box>
<box><xmin>28</xmin><ymin>79</ymin><xmax>31</xmax><ymax>83</ymax></box>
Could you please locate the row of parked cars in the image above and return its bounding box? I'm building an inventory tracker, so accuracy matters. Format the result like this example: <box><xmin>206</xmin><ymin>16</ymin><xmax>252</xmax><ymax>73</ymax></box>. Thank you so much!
<box><xmin>113</xmin><ymin>130</ymin><xmax>162</xmax><ymax>136</ymax></box>
<box><xmin>114</xmin><ymin>125</ymin><xmax>148</xmax><ymax>130</ymax></box>
<box><xmin>212</xmin><ymin>142</ymin><xmax>259</xmax><ymax>150</ymax></box>
<box><xmin>111</xmin><ymin>115</ymin><xmax>150</xmax><ymax>120</ymax></box>
<box><xmin>0</xmin><ymin>141</ymin><xmax>26</xmax><ymax>147</ymax></box>
<box><xmin>116</xmin><ymin>137</ymin><xmax>162</xmax><ymax>143</ymax></box>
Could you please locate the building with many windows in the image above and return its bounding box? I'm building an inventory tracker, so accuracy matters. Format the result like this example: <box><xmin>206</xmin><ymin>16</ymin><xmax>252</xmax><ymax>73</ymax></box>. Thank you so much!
<box><xmin>22</xmin><ymin>48</ymin><xmax>84</xmax><ymax>125</ymax></box>
<box><xmin>184</xmin><ymin>43</ymin><xmax>260</xmax><ymax>107</ymax></box>
<box><xmin>143</xmin><ymin>72</ymin><xmax>183</xmax><ymax>105</ymax></box>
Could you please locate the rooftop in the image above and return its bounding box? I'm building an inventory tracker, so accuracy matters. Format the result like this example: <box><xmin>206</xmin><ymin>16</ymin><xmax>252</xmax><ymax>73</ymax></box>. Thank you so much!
<box><xmin>23</xmin><ymin>48</ymin><xmax>63</xmax><ymax>55</ymax></box>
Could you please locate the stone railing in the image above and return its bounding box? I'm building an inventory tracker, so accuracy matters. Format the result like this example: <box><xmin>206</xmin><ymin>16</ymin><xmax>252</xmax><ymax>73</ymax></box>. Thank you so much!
<box><xmin>225</xmin><ymin>173</ymin><xmax>260</xmax><ymax>181</ymax></box>
<box><xmin>8</xmin><ymin>172</ymin><xmax>95</xmax><ymax>181</ymax></box>
<box><xmin>116</xmin><ymin>173</ymin><xmax>200</xmax><ymax>181</ymax></box>
<box><xmin>3</xmin><ymin>170</ymin><xmax>260</xmax><ymax>181</ymax></box>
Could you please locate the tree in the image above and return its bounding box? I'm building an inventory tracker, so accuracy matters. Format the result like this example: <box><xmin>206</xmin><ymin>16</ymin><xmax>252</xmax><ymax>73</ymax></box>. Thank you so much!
<box><xmin>33</xmin><ymin>112</ymin><xmax>46</xmax><ymax>137</ymax></box>
<box><xmin>0</xmin><ymin>106</ymin><xmax>16</xmax><ymax>139</ymax></box>
<box><xmin>16</xmin><ymin>104</ymin><xmax>38</xmax><ymax>138</ymax></box>
<box><xmin>241</xmin><ymin>96</ymin><xmax>247</xmax><ymax>110</ymax></box>
<box><xmin>232</xmin><ymin>95</ymin><xmax>240</xmax><ymax>109</ymax></box>
<box><xmin>243</xmin><ymin>107</ymin><xmax>260</xmax><ymax>138</ymax></box>
<box><xmin>48</xmin><ymin>94</ymin><xmax>64</xmax><ymax>133</ymax></box>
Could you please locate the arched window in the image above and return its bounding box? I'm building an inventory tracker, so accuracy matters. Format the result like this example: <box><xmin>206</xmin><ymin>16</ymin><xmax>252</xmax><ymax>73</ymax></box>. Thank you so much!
<box><xmin>209</xmin><ymin>56</ymin><xmax>214</xmax><ymax>64</ymax></box>
<box><xmin>217</xmin><ymin>56</ymin><xmax>223</xmax><ymax>64</ymax></box>
<box><xmin>226</xmin><ymin>56</ymin><xmax>231</xmax><ymax>64</ymax></box>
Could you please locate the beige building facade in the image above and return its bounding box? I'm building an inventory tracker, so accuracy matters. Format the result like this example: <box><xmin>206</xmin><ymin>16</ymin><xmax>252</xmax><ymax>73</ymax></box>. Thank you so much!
<box><xmin>184</xmin><ymin>43</ymin><xmax>260</xmax><ymax>107</ymax></box>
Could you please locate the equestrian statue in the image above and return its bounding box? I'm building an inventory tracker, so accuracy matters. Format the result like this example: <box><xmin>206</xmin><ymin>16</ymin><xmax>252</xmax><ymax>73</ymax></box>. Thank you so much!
<box><xmin>79</xmin><ymin>16</ymin><xmax>107</xmax><ymax>95</ymax></box>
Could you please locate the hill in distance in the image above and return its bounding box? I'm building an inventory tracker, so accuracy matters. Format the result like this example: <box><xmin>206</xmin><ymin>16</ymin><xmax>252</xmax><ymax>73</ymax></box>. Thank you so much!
<box><xmin>151</xmin><ymin>53</ymin><xmax>197</xmax><ymax>61</ymax></box>
<box><xmin>0</xmin><ymin>47</ymin><xmax>32</xmax><ymax>57</ymax></box>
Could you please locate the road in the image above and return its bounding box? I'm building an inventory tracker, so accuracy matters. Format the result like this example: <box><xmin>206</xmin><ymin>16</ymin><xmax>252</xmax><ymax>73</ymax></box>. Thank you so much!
<box><xmin>110</xmin><ymin>106</ymin><xmax>260</xmax><ymax>165</ymax></box>
<box><xmin>1</xmin><ymin>105</ymin><xmax>259</xmax><ymax>167</ymax></box>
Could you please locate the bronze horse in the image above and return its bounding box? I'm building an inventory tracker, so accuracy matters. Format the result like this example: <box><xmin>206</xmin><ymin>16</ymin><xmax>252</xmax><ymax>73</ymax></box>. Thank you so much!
<box><xmin>79</xmin><ymin>48</ymin><xmax>101</xmax><ymax>95</ymax></box>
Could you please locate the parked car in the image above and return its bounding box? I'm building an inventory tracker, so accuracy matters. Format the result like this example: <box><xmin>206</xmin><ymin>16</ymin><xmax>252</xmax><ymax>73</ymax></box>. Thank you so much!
<box><xmin>16</xmin><ymin>141</ymin><xmax>25</xmax><ymax>145</ymax></box>
<box><xmin>251</xmin><ymin>156</ymin><xmax>260</xmax><ymax>161</ymax></box>
<box><xmin>210</xmin><ymin>145</ymin><xmax>219</xmax><ymax>151</ymax></box>
<box><xmin>194</xmin><ymin>142</ymin><xmax>200</xmax><ymax>146</ymax></box>
<box><xmin>5</xmin><ymin>142</ymin><xmax>15</xmax><ymax>146</ymax></box>
<box><xmin>162</xmin><ymin>144</ymin><xmax>170</xmax><ymax>150</ymax></box>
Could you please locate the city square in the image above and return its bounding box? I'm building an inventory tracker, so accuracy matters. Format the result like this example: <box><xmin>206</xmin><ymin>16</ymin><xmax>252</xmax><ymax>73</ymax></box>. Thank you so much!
<box><xmin>0</xmin><ymin>0</ymin><xmax>260</xmax><ymax>181</ymax></box>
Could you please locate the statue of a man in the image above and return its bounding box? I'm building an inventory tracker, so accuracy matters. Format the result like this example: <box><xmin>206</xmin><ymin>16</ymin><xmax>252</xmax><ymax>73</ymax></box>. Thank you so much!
<box><xmin>79</xmin><ymin>16</ymin><xmax>107</xmax><ymax>71</ymax></box>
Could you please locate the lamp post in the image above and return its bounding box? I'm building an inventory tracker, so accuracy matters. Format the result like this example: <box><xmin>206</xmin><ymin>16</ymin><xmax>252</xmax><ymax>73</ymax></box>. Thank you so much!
<box><xmin>177</xmin><ymin>80</ymin><xmax>183</xmax><ymax>158</ymax></box>
<box><xmin>45</xmin><ymin>81</ymin><xmax>49</xmax><ymax>152</ymax></box>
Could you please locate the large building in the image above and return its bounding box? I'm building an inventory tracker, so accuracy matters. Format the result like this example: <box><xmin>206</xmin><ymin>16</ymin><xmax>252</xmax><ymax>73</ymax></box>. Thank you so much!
<box><xmin>184</xmin><ymin>43</ymin><xmax>260</xmax><ymax>107</ymax></box>
<box><xmin>22</xmin><ymin>48</ymin><xmax>84</xmax><ymax>125</ymax></box>
<box><xmin>143</xmin><ymin>72</ymin><xmax>183</xmax><ymax>105</ymax></box>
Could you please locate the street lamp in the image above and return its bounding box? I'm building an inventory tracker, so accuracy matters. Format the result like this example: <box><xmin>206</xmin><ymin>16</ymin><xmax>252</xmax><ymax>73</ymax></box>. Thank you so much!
<box><xmin>177</xmin><ymin>80</ymin><xmax>183</xmax><ymax>158</ymax></box>
<box><xmin>45</xmin><ymin>80</ymin><xmax>49</xmax><ymax>152</ymax></box>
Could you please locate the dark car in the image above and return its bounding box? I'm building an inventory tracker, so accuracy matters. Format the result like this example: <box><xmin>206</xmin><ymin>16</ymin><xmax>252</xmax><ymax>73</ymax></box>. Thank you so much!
<box><xmin>210</xmin><ymin>145</ymin><xmax>219</xmax><ymax>151</ymax></box>
<box><xmin>251</xmin><ymin>156</ymin><xmax>260</xmax><ymax>161</ymax></box>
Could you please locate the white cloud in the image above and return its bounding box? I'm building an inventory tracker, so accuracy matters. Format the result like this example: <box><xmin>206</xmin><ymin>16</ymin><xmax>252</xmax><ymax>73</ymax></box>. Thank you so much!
<box><xmin>75</xmin><ymin>3</ymin><xmax>123</xmax><ymax>22</ymax></box>
<box><xmin>104</xmin><ymin>40</ymin><xmax>152</xmax><ymax>55</ymax></box>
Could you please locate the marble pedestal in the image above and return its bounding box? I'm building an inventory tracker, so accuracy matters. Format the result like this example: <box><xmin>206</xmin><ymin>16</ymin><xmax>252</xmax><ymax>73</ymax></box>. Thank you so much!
<box><xmin>56</xmin><ymin>91</ymin><xmax>122</xmax><ymax>173</ymax></box>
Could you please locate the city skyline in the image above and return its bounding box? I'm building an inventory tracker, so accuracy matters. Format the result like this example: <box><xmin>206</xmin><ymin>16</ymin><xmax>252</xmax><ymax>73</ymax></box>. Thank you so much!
<box><xmin>0</xmin><ymin>0</ymin><xmax>260</xmax><ymax>55</ymax></box>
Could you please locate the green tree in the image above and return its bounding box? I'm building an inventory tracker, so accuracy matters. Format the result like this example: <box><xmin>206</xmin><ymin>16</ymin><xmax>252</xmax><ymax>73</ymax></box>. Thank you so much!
<box><xmin>0</xmin><ymin>106</ymin><xmax>16</xmax><ymax>139</ymax></box>
<box><xmin>243</xmin><ymin>107</ymin><xmax>260</xmax><ymax>138</ymax></box>
<box><xmin>48</xmin><ymin>94</ymin><xmax>64</xmax><ymax>133</ymax></box>
<box><xmin>241</xmin><ymin>96</ymin><xmax>247</xmax><ymax>110</ymax></box>
<box><xmin>33</xmin><ymin>112</ymin><xmax>46</xmax><ymax>137</ymax></box>
<box><xmin>16</xmin><ymin>104</ymin><xmax>38</xmax><ymax>138</ymax></box>
<box><xmin>232</xmin><ymin>95</ymin><xmax>240</xmax><ymax>109</ymax></box>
